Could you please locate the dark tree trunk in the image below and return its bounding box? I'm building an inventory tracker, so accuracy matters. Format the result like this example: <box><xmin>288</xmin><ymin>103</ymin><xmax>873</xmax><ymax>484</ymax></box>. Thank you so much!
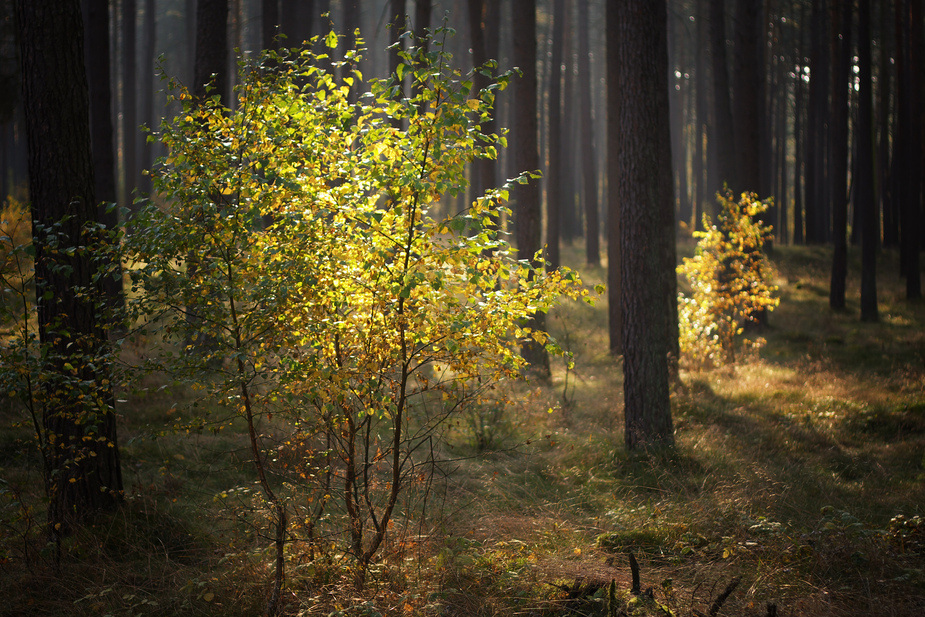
<box><xmin>615</xmin><ymin>0</ymin><xmax>674</xmax><ymax>450</ymax></box>
<box><xmin>512</xmin><ymin>0</ymin><xmax>548</xmax><ymax>374</ymax></box>
<box><xmin>195</xmin><ymin>0</ymin><xmax>229</xmax><ymax>103</ymax></box>
<box><xmin>857</xmin><ymin>0</ymin><xmax>879</xmax><ymax>322</ymax></box>
<box><xmin>82</xmin><ymin>0</ymin><xmax>125</xmax><ymax>319</ymax></box>
<box><xmin>16</xmin><ymin>0</ymin><xmax>123</xmax><ymax>534</ymax></box>
<box><xmin>658</xmin><ymin>2</ymin><xmax>679</xmax><ymax>374</ymax></box>
<box><xmin>776</xmin><ymin>51</ymin><xmax>789</xmax><ymax>243</ymax></box>
<box><xmin>793</xmin><ymin>1</ymin><xmax>807</xmax><ymax>244</ymax></box>
<box><xmin>138</xmin><ymin>0</ymin><xmax>155</xmax><ymax>195</ymax></box>
<box><xmin>263</xmin><ymin>0</ymin><xmax>279</xmax><ymax>50</ymax></box>
<box><xmin>545</xmin><ymin>0</ymin><xmax>564</xmax><ymax>270</ymax></box>
<box><xmin>899</xmin><ymin>0</ymin><xmax>922</xmax><ymax>298</ymax></box>
<box><xmin>343</xmin><ymin>0</ymin><xmax>360</xmax><ymax>49</ymax></box>
<box><xmin>415</xmin><ymin>0</ymin><xmax>431</xmax><ymax>40</ymax></box>
<box><xmin>669</xmin><ymin>1</ymin><xmax>691</xmax><ymax>232</ymax></box>
<box><xmin>732</xmin><ymin>0</ymin><xmax>761</xmax><ymax>194</ymax></box>
<box><xmin>709</xmin><ymin>0</ymin><xmax>736</xmax><ymax>193</ymax></box>
<box><xmin>879</xmin><ymin>0</ymin><xmax>896</xmax><ymax>248</ymax></box>
<box><xmin>280</xmin><ymin>0</ymin><xmax>312</xmax><ymax>48</ymax></box>
<box><xmin>122</xmin><ymin>0</ymin><xmax>137</xmax><ymax>210</ymax></box>
<box><xmin>606</xmin><ymin>0</ymin><xmax>621</xmax><ymax>356</ymax></box>
<box><xmin>806</xmin><ymin>0</ymin><xmax>830</xmax><ymax>244</ymax></box>
<box><xmin>829</xmin><ymin>0</ymin><xmax>851</xmax><ymax>309</ymax></box>
<box><xmin>467</xmin><ymin>0</ymin><xmax>500</xmax><ymax>216</ymax></box>
<box><xmin>389</xmin><ymin>0</ymin><xmax>404</xmax><ymax>129</ymax></box>
<box><xmin>561</xmin><ymin>9</ymin><xmax>581</xmax><ymax>241</ymax></box>
<box><xmin>577</xmin><ymin>0</ymin><xmax>600</xmax><ymax>266</ymax></box>
<box><xmin>694</xmin><ymin>0</ymin><xmax>709</xmax><ymax>228</ymax></box>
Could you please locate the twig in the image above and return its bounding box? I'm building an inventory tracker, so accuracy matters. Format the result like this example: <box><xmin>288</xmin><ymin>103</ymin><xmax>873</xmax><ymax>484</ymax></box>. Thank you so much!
<box><xmin>707</xmin><ymin>578</ymin><xmax>740</xmax><ymax>617</ymax></box>
<box><xmin>628</xmin><ymin>552</ymin><xmax>641</xmax><ymax>595</ymax></box>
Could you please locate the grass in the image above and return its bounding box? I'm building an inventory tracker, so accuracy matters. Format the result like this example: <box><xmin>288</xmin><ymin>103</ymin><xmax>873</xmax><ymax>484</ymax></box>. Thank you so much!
<box><xmin>2</xmin><ymin>240</ymin><xmax>924</xmax><ymax>616</ymax></box>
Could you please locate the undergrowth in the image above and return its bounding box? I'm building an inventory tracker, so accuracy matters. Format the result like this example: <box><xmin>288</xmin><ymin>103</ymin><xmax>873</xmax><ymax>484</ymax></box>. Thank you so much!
<box><xmin>1</xmin><ymin>241</ymin><xmax>924</xmax><ymax>616</ymax></box>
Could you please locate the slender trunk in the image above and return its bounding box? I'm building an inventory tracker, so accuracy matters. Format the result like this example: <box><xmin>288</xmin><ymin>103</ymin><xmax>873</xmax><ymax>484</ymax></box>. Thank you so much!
<box><xmin>545</xmin><ymin>0</ymin><xmax>564</xmax><ymax>270</ymax></box>
<box><xmin>794</xmin><ymin>3</ymin><xmax>806</xmax><ymax>244</ymax></box>
<box><xmin>879</xmin><ymin>0</ymin><xmax>896</xmax><ymax>248</ymax></box>
<box><xmin>122</xmin><ymin>0</ymin><xmax>137</xmax><ymax>211</ymax></box>
<box><xmin>829</xmin><ymin>0</ymin><xmax>851</xmax><ymax>309</ymax></box>
<box><xmin>82</xmin><ymin>0</ymin><xmax>125</xmax><ymax>321</ymax></box>
<box><xmin>512</xmin><ymin>0</ymin><xmax>548</xmax><ymax>374</ymax></box>
<box><xmin>606</xmin><ymin>0</ymin><xmax>621</xmax><ymax>355</ymax></box>
<box><xmin>900</xmin><ymin>0</ymin><xmax>922</xmax><ymax>298</ymax></box>
<box><xmin>577</xmin><ymin>0</ymin><xmax>600</xmax><ymax>266</ymax></box>
<box><xmin>732</xmin><ymin>0</ymin><xmax>760</xmax><ymax>193</ymax></box>
<box><xmin>857</xmin><ymin>0</ymin><xmax>879</xmax><ymax>322</ymax></box>
<box><xmin>709</xmin><ymin>0</ymin><xmax>736</xmax><ymax>192</ymax></box>
<box><xmin>138</xmin><ymin>0</ymin><xmax>155</xmax><ymax>195</ymax></box>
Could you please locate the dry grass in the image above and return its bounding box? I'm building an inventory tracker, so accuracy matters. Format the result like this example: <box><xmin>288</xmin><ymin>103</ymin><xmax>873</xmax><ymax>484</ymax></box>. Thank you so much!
<box><xmin>2</xmin><ymin>241</ymin><xmax>924</xmax><ymax>616</ymax></box>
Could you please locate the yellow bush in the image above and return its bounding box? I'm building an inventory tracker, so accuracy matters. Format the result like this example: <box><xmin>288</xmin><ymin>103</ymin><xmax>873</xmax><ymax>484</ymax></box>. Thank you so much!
<box><xmin>677</xmin><ymin>191</ymin><xmax>779</xmax><ymax>368</ymax></box>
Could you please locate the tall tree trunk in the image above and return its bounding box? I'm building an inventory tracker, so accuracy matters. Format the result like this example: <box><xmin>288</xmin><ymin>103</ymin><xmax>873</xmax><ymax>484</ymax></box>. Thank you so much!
<box><xmin>280</xmin><ymin>0</ymin><xmax>312</xmax><ymax>48</ymax></box>
<box><xmin>545</xmin><ymin>0</ymin><xmax>564</xmax><ymax>270</ymax></box>
<box><xmin>16</xmin><ymin>0</ymin><xmax>123</xmax><ymax>535</ymax></box>
<box><xmin>806</xmin><ymin>0</ymin><xmax>830</xmax><ymax>244</ymax></box>
<box><xmin>138</xmin><ymin>0</ymin><xmax>155</xmax><ymax>195</ymax></box>
<box><xmin>561</xmin><ymin>8</ymin><xmax>581</xmax><ymax>241</ymax></box>
<box><xmin>694</xmin><ymin>0</ymin><xmax>708</xmax><ymax>229</ymax></box>
<box><xmin>606</xmin><ymin>0</ymin><xmax>621</xmax><ymax>355</ymax></box>
<box><xmin>709</xmin><ymin>0</ymin><xmax>736</xmax><ymax>193</ymax></box>
<box><xmin>262</xmin><ymin>0</ymin><xmax>279</xmax><ymax>50</ymax></box>
<box><xmin>467</xmin><ymin>0</ymin><xmax>500</xmax><ymax>213</ymax></box>
<box><xmin>900</xmin><ymin>0</ymin><xmax>922</xmax><ymax>298</ymax></box>
<box><xmin>879</xmin><ymin>0</ymin><xmax>896</xmax><ymax>248</ymax></box>
<box><xmin>793</xmin><ymin>1</ymin><xmax>806</xmax><ymax>244</ymax></box>
<box><xmin>732</xmin><ymin>0</ymin><xmax>761</xmax><ymax>194</ymax></box>
<box><xmin>122</xmin><ymin>0</ymin><xmax>137</xmax><ymax>212</ymax></box>
<box><xmin>512</xmin><ymin>0</ymin><xmax>547</xmax><ymax>374</ymax></box>
<box><xmin>82</xmin><ymin>0</ymin><xmax>125</xmax><ymax>319</ymax></box>
<box><xmin>670</xmin><ymin>1</ymin><xmax>691</xmax><ymax>232</ymax></box>
<box><xmin>195</xmin><ymin>0</ymin><xmax>229</xmax><ymax>103</ymax></box>
<box><xmin>829</xmin><ymin>0</ymin><xmax>851</xmax><ymax>309</ymax></box>
<box><xmin>615</xmin><ymin>0</ymin><xmax>674</xmax><ymax>450</ymax></box>
<box><xmin>857</xmin><ymin>0</ymin><xmax>879</xmax><ymax>322</ymax></box>
<box><xmin>577</xmin><ymin>0</ymin><xmax>600</xmax><ymax>266</ymax></box>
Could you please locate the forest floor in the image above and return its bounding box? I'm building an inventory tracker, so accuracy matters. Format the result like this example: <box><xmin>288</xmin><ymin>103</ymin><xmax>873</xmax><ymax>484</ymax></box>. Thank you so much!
<box><xmin>1</xmin><ymin>241</ymin><xmax>924</xmax><ymax>616</ymax></box>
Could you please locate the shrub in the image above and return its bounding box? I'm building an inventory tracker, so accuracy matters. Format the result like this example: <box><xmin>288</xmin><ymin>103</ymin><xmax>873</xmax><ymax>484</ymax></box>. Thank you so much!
<box><xmin>125</xmin><ymin>27</ymin><xmax>589</xmax><ymax>600</ymax></box>
<box><xmin>677</xmin><ymin>191</ymin><xmax>779</xmax><ymax>368</ymax></box>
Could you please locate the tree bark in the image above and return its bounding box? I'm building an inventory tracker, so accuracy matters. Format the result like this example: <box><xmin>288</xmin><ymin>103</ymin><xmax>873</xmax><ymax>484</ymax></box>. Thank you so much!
<box><xmin>709</xmin><ymin>0</ymin><xmax>736</xmax><ymax>193</ymax></box>
<box><xmin>615</xmin><ymin>0</ymin><xmax>674</xmax><ymax>450</ymax></box>
<box><xmin>512</xmin><ymin>0</ymin><xmax>548</xmax><ymax>374</ymax></box>
<box><xmin>857</xmin><ymin>0</ymin><xmax>879</xmax><ymax>322</ymax></box>
<box><xmin>195</xmin><ymin>0</ymin><xmax>229</xmax><ymax>104</ymax></box>
<box><xmin>122</xmin><ymin>0</ymin><xmax>137</xmax><ymax>211</ymax></box>
<box><xmin>577</xmin><ymin>0</ymin><xmax>600</xmax><ymax>266</ymax></box>
<box><xmin>545</xmin><ymin>0</ymin><xmax>564</xmax><ymax>271</ymax></box>
<box><xmin>828</xmin><ymin>0</ymin><xmax>851</xmax><ymax>309</ymax></box>
<box><xmin>279</xmin><ymin>0</ymin><xmax>312</xmax><ymax>48</ymax></box>
<box><xmin>806</xmin><ymin>0</ymin><xmax>830</xmax><ymax>244</ymax></box>
<box><xmin>732</xmin><ymin>0</ymin><xmax>761</xmax><ymax>194</ymax></box>
<box><xmin>138</xmin><ymin>0</ymin><xmax>155</xmax><ymax>195</ymax></box>
<box><xmin>898</xmin><ymin>0</ymin><xmax>922</xmax><ymax>298</ymax></box>
<box><xmin>16</xmin><ymin>0</ymin><xmax>123</xmax><ymax>534</ymax></box>
<box><xmin>82</xmin><ymin>0</ymin><xmax>125</xmax><ymax>320</ymax></box>
<box><xmin>878</xmin><ymin>0</ymin><xmax>896</xmax><ymax>248</ymax></box>
<box><xmin>606</xmin><ymin>0</ymin><xmax>621</xmax><ymax>356</ymax></box>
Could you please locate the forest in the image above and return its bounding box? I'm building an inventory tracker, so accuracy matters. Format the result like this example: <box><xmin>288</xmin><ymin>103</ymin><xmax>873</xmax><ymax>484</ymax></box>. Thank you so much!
<box><xmin>1</xmin><ymin>0</ymin><xmax>924</xmax><ymax>616</ymax></box>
